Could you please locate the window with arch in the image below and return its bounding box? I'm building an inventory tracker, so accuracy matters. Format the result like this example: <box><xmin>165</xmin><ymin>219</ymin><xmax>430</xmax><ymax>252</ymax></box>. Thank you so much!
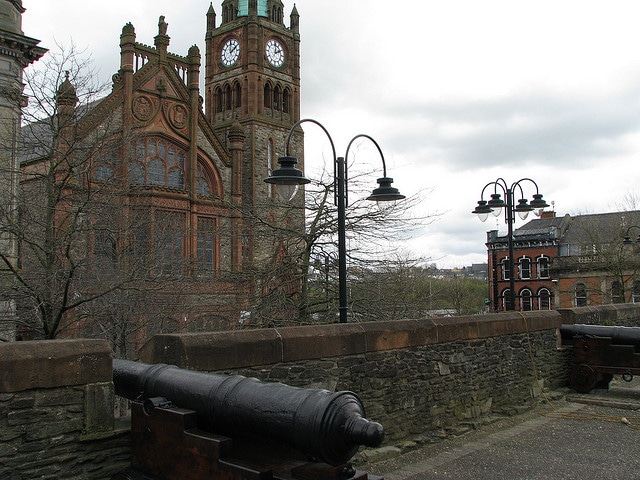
<box><xmin>634</xmin><ymin>280</ymin><xmax>640</xmax><ymax>303</ymax></box>
<box><xmin>225</xmin><ymin>84</ymin><xmax>232</xmax><ymax>110</ymax></box>
<box><xmin>234</xmin><ymin>82</ymin><xmax>242</xmax><ymax>108</ymax></box>
<box><xmin>270</xmin><ymin>5</ymin><xmax>282</xmax><ymax>22</ymax></box>
<box><xmin>273</xmin><ymin>85</ymin><xmax>280</xmax><ymax>110</ymax></box>
<box><xmin>196</xmin><ymin>163</ymin><xmax>213</xmax><ymax>197</ymax></box>
<box><xmin>575</xmin><ymin>283</ymin><xmax>587</xmax><ymax>307</ymax></box>
<box><xmin>264</xmin><ymin>84</ymin><xmax>272</xmax><ymax>108</ymax></box>
<box><xmin>501</xmin><ymin>288</ymin><xmax>511</xmax><ymax>311</ymax></box>
<box><xmin>518</xmin><ymin>256</ymin><xmax>531</xmax><ymax>280</ymax></box>
<box><xmin>538</xmin><ymin>288</ymin><xmax>552</xmax><ymax>310</ymax></box>
<box><xmin>520</xmin><ymin>288</ymin><xmax>533</xmax><ymax>311</ymax></box>
<box><xmin>130</xmin><ymin>138</ymin><xmax>185</xmax><ymax>189</ymax></box>
<box><xmin>501</xmin><ymin>257</ymin><xmax>511</xmax><ymax>280</ymax></box>
<box><xmin>282</xmin><ymin>88</ymin><xmax>290</xmax><ymax>113</ymax></box>
<box><xmin>537</xmin><ymin>255</ymin><xmax>550</xmax><ymax>279</ymax></box>
<box><xmin>93</xmin><ymin>151</ymin><xmax>116</xmax><ymax>184</ymax></box>
<box><xmin>215</xmin><ymin>87</ymin><xmax>223</xmax><ymax>113</ymax></box>
<box><xmin>611</xmin><ymin>280</ymin><xmax>624</xmax><ymax>304</ymax></box>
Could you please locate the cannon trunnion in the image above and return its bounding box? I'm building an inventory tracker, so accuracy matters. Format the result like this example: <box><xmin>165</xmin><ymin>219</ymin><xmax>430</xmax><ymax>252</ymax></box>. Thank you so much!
<box><xmin>560</xmin><ymin>324</ymin><xmax>640</xmax><ymax>393</ymax></box>
<box><xmin>111</xmin><ymin>359</ymin><xmax>384</xmax><ymax>480</ymax></box>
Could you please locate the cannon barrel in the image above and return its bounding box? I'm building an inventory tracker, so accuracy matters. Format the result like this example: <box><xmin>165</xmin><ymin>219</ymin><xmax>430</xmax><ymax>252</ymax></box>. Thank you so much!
<box><xmin>559</xmin><ymin>324</ymin><xmax>640</xmax><ymax>346</ymax></box>
<box><xmin>113</xmin><ymin>359</ymin><xmax>384</xmax><ymax>466</ymax></box>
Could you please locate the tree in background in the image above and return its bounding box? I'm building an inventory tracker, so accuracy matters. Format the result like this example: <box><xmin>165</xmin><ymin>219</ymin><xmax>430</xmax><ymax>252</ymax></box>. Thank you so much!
<box><xmin>347</xmin><ymin>258</ymin><xmax>487</xmax><ymax>321</ymax></box>
<box><xmin>0</xmin><ymin>44</ymin><xmax>188</xmax><ymax>351</ymax></box>
<box><xmin>239</xmin><ymin>157</ymin><xmax>441</xmax><ymax>324</ymax></box>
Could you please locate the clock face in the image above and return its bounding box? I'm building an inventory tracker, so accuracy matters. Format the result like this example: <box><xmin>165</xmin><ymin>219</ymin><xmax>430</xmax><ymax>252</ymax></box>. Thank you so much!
<box><xmin>221</xmin><ymin>38</ymin><xmax>240</xmax><ymax>67</ymax></box>
<box><xmin>265</xmin><ymin>39</ymin><xmax>285</xmax><ymax>67</ymax></box>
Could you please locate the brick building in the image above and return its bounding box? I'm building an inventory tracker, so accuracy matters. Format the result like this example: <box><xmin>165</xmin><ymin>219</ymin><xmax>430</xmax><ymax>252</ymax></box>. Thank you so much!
<box><xmin>13</xmin><ymin>1</ymin><xmax>305</xmax><ymax>346</ymax></box>
<box><xmin>485</xmin><ymin>210</ymin><xmax>640</xmax><ymax>311</ymax></box>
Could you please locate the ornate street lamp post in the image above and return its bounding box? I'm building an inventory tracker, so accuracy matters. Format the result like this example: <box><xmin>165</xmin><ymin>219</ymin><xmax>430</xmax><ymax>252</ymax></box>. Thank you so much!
<box><xmin>265</xmin><ymin>118</ymin><xmax>405</xmax><ymax>323</ymax></box>
<box><xmin>472</xmin><ymin>178</ymin><xmax>549</xmax><ymax>311</ymax></box>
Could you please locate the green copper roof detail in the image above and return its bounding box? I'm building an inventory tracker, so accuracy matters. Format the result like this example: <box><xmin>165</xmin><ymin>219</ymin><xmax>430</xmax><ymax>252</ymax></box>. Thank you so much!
<box><xmin>238</xmin><ymin>0</ymin><xmax>268</xmax><ymax>17</ymax></box>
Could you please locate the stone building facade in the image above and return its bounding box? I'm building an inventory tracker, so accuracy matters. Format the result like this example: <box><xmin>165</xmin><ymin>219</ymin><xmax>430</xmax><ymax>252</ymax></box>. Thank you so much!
<box><xmin>14</xmin><ymin>1</ymin><xmax>305</xmax><ymax>346</ymax></box>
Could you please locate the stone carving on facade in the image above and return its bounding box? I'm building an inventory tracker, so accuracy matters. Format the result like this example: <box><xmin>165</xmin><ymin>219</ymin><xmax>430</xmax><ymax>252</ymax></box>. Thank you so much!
<box><xmin>132</xmin><ymin>94</ymin><xmax>156</xmax><ymax>122</ymax></box>
<box><xmin>111</xmin><ymin>71</ymin><xmax>122</xmax><ymax>89</ymax></box>
<box><xmin>169</xmin><ymin>103</ymin><xmax>188</xmax><ymax>130</ymax></box>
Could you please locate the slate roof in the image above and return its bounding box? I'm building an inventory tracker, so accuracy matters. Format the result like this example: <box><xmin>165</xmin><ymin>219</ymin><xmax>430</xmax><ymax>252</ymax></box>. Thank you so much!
<box><xmin>513</xmin><ymin>214</ymin><xmax>570</xmax><ymax>240</ymax></box>
<box><xmin>513</xmin><ymin>210</ymin><xmax>640</xmax><ymax>246</ymax></box>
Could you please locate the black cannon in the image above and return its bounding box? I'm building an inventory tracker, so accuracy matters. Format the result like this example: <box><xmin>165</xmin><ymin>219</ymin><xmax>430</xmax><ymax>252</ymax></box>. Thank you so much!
<box><xmin>559</xmin><ymin>324</ymin><xmax>640</xmax><ymax>393</ymax></box>
<box><xmin>112</xmin><ymin>359</ymin><xmax>384</xmax><ymax>480</ymax></box>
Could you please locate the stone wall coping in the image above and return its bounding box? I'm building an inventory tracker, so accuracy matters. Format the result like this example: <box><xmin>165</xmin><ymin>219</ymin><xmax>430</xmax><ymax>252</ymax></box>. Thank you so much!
<box><xmin>0</xmin><ymin>339</ymin><xmax>112</xmax><ymax>393</ymax></box>
<box><xmin>559</xmin><ymin>303</ymin><xmax>640</xmax><ymax>324</ymax></box>
<box><xmin>138</xmin><ymin>310</ymin><xmax>566</xmax><ymax>371</ymax></box>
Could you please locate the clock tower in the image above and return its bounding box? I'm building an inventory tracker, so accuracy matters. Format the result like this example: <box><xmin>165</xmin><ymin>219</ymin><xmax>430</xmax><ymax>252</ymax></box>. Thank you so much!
<box><xmin>205</xmin><ymin>0</ymin><xmax>303</xmax><ymax>270</ymax></box>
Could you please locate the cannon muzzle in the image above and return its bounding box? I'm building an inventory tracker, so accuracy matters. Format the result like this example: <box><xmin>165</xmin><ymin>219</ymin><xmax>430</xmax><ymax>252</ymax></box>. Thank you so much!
<box><xmin>113</xmin><ymin>359</ymin><xmax>384</xmax><ymax>466</ymax></box>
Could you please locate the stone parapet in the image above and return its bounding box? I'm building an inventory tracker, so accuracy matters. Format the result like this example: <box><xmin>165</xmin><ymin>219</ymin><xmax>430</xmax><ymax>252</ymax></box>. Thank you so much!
<box><xmin>0</xmin><ymin>339</ymin><xmax>129</xmax><ymax>480</ymax></box>
<box><xmin>139</xmin><ymin>310</ymin><xmax>563</xmax><ymax>370</ymax></box>
<box><xmin>559</xmin><ymin>303</ymin><xmax>640</xmax><ymax>327</ymax></box>
<box><xmin>0</xmin><ymin>339</ymin><xmax>112</xmax><ymax>393</ymax></box>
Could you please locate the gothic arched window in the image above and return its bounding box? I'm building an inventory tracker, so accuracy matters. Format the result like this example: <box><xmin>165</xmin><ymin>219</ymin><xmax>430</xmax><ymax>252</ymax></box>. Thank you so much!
<box><xmin>234</xmin><ymin>82</ymin><xmax>242</xmax><ymax>108</ymax></box>
<box><xmin>225</xmin><ymin>84</ymin><xmax>232</xmax><ymax>110</ymax></box>
<box><xmin>264</xmin><ymin>83</ymin><xmax>272</xmax><ymax>108</ymax></box>
<box><xmin>93</xmin><ymin>151</ymin><xmax>116</xmax><ymax>184</ymax></box>
<box><xmin>130</xmin><ymin>137</ymin><xmax>185</xmax><ymax>189</ymax></box>
<box><xmin>196</xmin><ymin>163</ymin><xmax>213</xmax><ymax>197</ymax></box>
<box><xmin>273</xmin><ymin>85</ymin><xmax>280</xmax><ymax>110</ymax></box>
<box><xmin>215</xmin><ymin>87</ymin><xmax>223</xmax><ymax>113</ymax></box>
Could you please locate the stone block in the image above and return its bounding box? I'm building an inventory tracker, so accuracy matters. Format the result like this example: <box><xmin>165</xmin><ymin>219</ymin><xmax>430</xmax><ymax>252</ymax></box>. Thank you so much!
<box><xmin>138</xmin><ymin>329</ymin><xmax>283</xmax><ymax>370</ymax></box>
<box><xmin>0</xmin><ymin>339</ymin><xmax>112</xmax><ymax>393</ymax></box>
<box><xmin>83</xmin><ymin>382</ymin><xmax>115</xmax><ymax>434</ymax></box>
<box><xmin>278</xmin><ymin>323</ymin><xmax>366</xmax><ymax>362</ymax></box>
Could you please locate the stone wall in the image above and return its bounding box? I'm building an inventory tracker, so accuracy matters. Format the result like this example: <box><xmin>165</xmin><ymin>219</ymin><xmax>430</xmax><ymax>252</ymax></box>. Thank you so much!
<box><xmin>0</xmin><ymin>339</ymin><xmax>129</xmax><ymax>480</ymax></box>
<box><xmin>139</xmin><ymin>310</ymin><xmax>575</xmax><ymax>442</ymax></box>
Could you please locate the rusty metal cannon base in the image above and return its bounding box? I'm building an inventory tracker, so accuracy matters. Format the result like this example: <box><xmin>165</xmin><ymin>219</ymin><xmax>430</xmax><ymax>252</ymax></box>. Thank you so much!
<box><xmin>112</xmin><ymin>402</ymin><xmax>383</xmax><ymax>480</ymax></box>
<box><xmin>569</xmin><ymin>335</ymin><xmax>640</xmax><ymax>394</ymax></box>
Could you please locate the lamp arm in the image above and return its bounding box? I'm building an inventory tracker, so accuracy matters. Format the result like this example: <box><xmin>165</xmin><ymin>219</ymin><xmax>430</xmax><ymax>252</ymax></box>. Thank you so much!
<box><xmin>344</xmin><ymin>134</ymin><xmax>389</xmax><ymax>207</ymax></box>
<box><xmin>479</xmin><ymin>180</ymin><xmax>506</xmax><ymax>200</ymax></box>
<box><xmin>345</xmin><ymin>134</ymin><xmax>388</xmax><ymax>177</ymax></box>
<box><xmin>284</xmin><ymin>118</ymin><xmax>337</xmax><ymax>164</ymax></box>
<box><xmin>512</xmin><ymin>177</ymin><xmax>541</xmax><ymax>195</ymax></box>
<box><xmin>513</xmin><ymin>182</ymin><xmax>526</xmax><ymax>200</ymax></box>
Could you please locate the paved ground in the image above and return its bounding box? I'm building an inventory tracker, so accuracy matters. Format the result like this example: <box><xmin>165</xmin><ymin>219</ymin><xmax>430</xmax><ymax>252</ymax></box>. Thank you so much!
<box><xmin>362</xmin><ymin>378</ymin><xmax>640</xmax><ymax>479</ymax></box>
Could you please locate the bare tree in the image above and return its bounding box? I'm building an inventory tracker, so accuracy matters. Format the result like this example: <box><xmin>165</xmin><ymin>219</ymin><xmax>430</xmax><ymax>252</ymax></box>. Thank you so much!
<box><xmin>234</xmin><ymin>159</ymin><xmax>438</xmax><ymax>325</ymax></box>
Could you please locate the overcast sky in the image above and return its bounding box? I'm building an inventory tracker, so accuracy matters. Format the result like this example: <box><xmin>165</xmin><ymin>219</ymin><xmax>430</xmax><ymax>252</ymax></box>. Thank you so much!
<box><xmin>23</xmin><ymin>1</ymin><xmax>640</xmax><ymax>268</ymax></box>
